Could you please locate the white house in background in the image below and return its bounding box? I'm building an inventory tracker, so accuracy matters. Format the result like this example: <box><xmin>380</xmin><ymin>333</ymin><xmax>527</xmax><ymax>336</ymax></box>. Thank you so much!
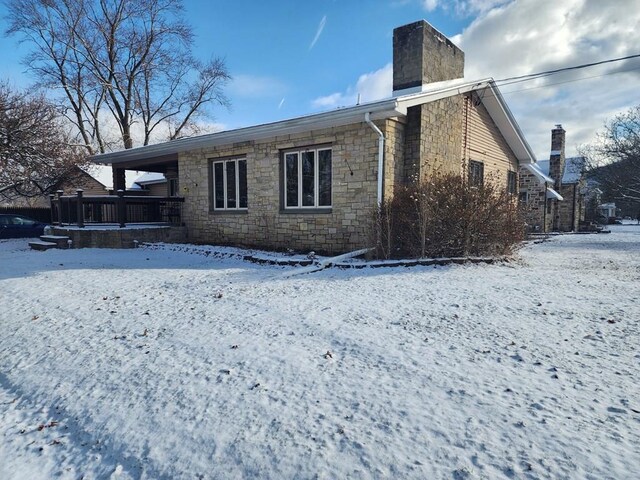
<box><xmin>598</xmin><ymin>202</ymin><xmax>616</xmax><ymax>219</ymax></box>
<box><xmin>131</xmin><ymin>172</ymin><xmax>179</xmax><ymax>197</ymax></box>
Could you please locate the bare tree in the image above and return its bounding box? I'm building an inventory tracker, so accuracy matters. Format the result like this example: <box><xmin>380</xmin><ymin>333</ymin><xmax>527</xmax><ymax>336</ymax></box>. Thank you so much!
<box><xmin>0</xmin><ymin>82</ymin><xmax>88</xmax><ymax>199</ymax></box>
<box><xmin>5</xmin><ymin>0</ymin><xmax>230</xmax><ymax>153</ymax></box>
<box><xmin>582</xmin><ymin>105</ymin><xmax>640</xmax><ymax>204</ymax></box>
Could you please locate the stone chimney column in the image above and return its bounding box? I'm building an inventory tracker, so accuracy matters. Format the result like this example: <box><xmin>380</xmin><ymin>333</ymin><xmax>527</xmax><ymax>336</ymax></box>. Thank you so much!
<box><xmin>393</xmin><ymin>20</ymin><xmax>464</xmax><ymax>94</ymax></box>
<box><xmin>549</xmin><ymin>124</ymin><xmax>566</xmax><ymax>191</ymax></box>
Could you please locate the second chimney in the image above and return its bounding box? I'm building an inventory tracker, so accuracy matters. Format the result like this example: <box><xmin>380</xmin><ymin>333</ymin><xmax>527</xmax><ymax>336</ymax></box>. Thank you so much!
<box><xmin>549</xmin><ymin>124</ymin><xmax>566</xmax><ymax>190</ymax></box>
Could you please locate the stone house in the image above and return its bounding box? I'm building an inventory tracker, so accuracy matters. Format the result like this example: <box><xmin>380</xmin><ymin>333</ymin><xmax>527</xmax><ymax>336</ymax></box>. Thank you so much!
<box><xmin>519</xmin><ymin>125</ymin><xmax>586</xmax><ymax>232</ymax></box>
<box><xmin>92</xmin><ymin>20</ymin><xmax>538</xmax><ymax>254</ymax></box>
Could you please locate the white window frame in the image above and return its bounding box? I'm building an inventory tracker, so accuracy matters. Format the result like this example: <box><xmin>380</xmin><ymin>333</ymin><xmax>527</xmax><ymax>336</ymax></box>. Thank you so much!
<box><xmin>212</xmin><ymin>158</ymin><xmax>248</xmax><ymax>211</ymax></box>
<box><xmin>284</xmin><ymin>147</ymin><xmax>332</xmax><ymax>209</ymax></box>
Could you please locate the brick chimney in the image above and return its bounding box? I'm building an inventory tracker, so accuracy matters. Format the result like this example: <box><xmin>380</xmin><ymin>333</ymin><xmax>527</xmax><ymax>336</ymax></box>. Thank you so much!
<box><xmin>549</xmin><ymin>124</ymin><xmax>565</xmax><ymax>190</ymax></box>
<box><xmin>393</xmin><ymin>20</ymin><xmax>464</xmax><ymax>94</ymax></box>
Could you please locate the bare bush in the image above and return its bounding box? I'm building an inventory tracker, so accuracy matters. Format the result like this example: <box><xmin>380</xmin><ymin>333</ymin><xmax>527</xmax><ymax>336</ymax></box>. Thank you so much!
<box><xmin>370</xmin><ymin>173</ymin><xmax>524</xmax><ymax>259</ymax></box>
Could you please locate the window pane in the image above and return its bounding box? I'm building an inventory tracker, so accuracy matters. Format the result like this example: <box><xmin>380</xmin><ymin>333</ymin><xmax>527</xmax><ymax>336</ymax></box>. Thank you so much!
<box><xmin>469</xmin><ymin>161</ymin><xmax>484</xmax><ymax>186</ymax></box>
<box><xmin>214</xmin><ymin>163</ymin><xmax>224</xmax><ymax>209</ymax></box>
<box><xmin>318</xmin><ymin>149</ymin><xmax>331</xmax><ymax>206</ymax></box>
<box><xmin>226</xmin><ymin>161</ymin><xmax>237</xmax><ymax>208</ymax></box>
<box><xmin>508</xmin><ymin>171</ymin><xmax>516</xmax><ymax>194</ymax></box>
<box><xmin>239</xmin><ymin>160</ymin><xmax>248</xmax><ymax>208</ymax></box>
<box><xmin>285</xmin><ymin>153</ymin><xmax>298</xmax><ymax>207</ymax></box>
<box><xmin>301</xmin><ymin>151</ymin><xmax>315</xmax><ymax>206</ymax></box>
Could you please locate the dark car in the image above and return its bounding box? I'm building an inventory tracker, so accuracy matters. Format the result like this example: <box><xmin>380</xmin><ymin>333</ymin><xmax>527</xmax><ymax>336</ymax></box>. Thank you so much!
<box><xmin>0</xmin><ymin>214</ymin><xmax>48</xmax><ymax>239</ymax></box>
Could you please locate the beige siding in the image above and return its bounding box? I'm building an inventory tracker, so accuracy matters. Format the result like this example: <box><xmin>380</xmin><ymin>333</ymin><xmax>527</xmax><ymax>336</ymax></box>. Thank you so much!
<box><xmin>464</xmin><ymin>93</ymin><xmax>518</xmax><ymax>186</ymax></box>
<box><xmin>146</xmin><ymin>182</ymin><xmax>168</xmax><ymax>196</ymax></box>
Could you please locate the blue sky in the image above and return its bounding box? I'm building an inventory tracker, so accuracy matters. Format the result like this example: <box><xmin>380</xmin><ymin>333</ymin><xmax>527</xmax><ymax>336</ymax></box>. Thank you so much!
<box><xmin>0</xmin><ymin>1</ymin><xmax>468</xmax><ymax>131</ymax></box>
<box><xmin>182</xmin><ymin>1</ymin><xmax>467</xmax><ymax>129</ymax></box>
<box><xmin>2</xmin><ymin>0</ymin><xmax>640</xmax><ymax>168</ymax></box>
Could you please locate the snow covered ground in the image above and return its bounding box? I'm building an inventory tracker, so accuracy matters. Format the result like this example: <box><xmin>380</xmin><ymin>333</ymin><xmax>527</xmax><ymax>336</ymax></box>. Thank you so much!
<box><xmin>1</xmin><ymin>225</ymin><xmax>638</xmax><ymax>479</ymax></box>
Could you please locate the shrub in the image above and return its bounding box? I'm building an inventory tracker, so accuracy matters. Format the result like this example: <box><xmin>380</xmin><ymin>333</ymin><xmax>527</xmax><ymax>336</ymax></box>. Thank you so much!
<box><xmin>369</xmin><ymin>173</ymin><xmax>525</xmax><ymax>259</ymax></box>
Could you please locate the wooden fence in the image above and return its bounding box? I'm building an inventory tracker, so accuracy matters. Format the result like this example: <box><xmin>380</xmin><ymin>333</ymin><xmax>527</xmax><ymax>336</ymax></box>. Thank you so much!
<box><xmin>51</xmin><ymin>190</ymin><xmax>184</xmax><ymax>227</ymax></box>
<box><xmin>0</xmin><ymin>206</ymin><xmax>52</xmax><ymax>223</ymax></box>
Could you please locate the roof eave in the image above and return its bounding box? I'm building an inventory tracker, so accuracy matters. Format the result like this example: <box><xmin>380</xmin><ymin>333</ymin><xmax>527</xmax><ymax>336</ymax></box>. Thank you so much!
<box><xmin>481</xmin><ymin>82</ymin><xmax>537</xmax><ymax>164</ymax></box>
<box><xmin>92</xmin><ymin>99</ymin><xmax>403</xmax><ymax>165</ymax></box>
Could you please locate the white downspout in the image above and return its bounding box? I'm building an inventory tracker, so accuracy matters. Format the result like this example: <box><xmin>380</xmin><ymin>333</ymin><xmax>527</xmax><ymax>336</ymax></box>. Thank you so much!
<box><xmin>365</xmin><ymin>112</ymin><xmax>385</xmax><ymax>205</ymax></box>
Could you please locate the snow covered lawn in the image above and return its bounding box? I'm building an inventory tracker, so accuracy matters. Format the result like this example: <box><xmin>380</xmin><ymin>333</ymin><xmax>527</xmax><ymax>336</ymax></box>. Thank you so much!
<box><xmin>1</xmin><ymin>226</ymin><xmax>639</xmax><ymax>479</ymax></box>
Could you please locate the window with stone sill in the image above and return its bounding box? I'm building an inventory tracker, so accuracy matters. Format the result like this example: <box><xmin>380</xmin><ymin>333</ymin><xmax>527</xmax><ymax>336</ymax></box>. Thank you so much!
<box><xmin>283</xmin><ymin>147</ymin><xmax>332</xmax><ymax>209</ymax></box>
<box><xmin>212</xmin><ymin>158</ymin><xmax>248</xmax><ymax>210</ymax></box>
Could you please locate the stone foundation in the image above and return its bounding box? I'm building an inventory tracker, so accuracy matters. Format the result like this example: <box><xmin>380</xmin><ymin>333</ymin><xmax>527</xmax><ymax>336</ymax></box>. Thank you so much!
<box><xmin>52</xmin><ymin>225</ymin><xmax>187</xmax><ymax>249</ymax></box>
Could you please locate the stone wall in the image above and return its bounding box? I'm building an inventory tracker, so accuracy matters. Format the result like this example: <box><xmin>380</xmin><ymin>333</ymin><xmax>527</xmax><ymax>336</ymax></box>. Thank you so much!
<box><xmin>403</xmin><ymin>96</ymin><xmax>465</xmax><ymax>182</ymax></box>
<box><xmin>52</xmin><ymin>226</ymin><xmax>187</xmax><ymax>248</ymax></box>
<box><xmin>392</xmin><ymin>20</ymin><xmax>464</xmax><ymax>91</ymax></box>
<box><xmin>383</xmin><ymin>118</ymin><xmax>406</xmax><ymax>201</ymax></box>
<box><xmin>557</xmin><ymin>180</ymin><xmax>586</xmax><ymax>231</ymax></box>
<box><xmin>179</xmin><ymin>122</ymin><xmax>386</xmax><ymax>254</ymax></box>
<box><xmin>519</xmin><ymin>168</ymin><xmax>548</xmax><ymax>232</ymax></box>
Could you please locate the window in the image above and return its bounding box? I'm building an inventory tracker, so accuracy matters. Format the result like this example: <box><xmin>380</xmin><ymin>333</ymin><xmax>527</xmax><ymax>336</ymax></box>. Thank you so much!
<box><xmin>469</xmin><ymin>160</ymin><xmax>484</xmax><ymax>186</ymax></box>
<box><xmin>212</xmin><ymin>158</ymin><xmax>248</xmax><ymax>210</ymax></box>
<box><xmin>169</xmin><ymin>178</ymin><xmax>179</xmax><ymax>197</ymax></box>
<box><xmin>283</xmin><ymin>147</ymin><xmax>331</xmax><ymax>209</ymax></box>
<box><xmin>519</xmin><ymin>191</ymin><xmax>529</xmax><ymax>204</ymax></box>
<box><xmin>507</xmin><ymin>171</ymin><xmax>517</xmax><ymax>195</ymax></box>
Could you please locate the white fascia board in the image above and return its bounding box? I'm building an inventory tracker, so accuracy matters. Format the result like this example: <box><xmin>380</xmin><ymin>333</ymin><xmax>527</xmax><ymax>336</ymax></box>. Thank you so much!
<box><xmin>394</xmin><ymin>78</ymin><xmax>536</xmax><ymax>165</ymax></box>
<box><xmin>546</xmin><ymin>187</ymin><xmax>564</xmax><ymax>201</ymax></box>
<box><xmin>395</xmin><ymin>78</ymin><xmax>492</xmax><ymax>109</ymax></box>
<box><xmin>92</xmin><ymin>100</ymin><xmax>403</xmax><ymax>165</ymax></box>
<box><xmin>525</xmin><ymin>163</ymin><xmax>554</xmax><ymax>185</ymax></box>
<box><xmin>480</xmin><ymin>83</ymin><xmax>537</xmax><ymax>164</ymax></box>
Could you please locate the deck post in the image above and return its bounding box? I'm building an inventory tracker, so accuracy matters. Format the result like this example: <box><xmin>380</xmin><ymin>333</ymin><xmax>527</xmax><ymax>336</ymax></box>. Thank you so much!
<box><xmin>49</xmin><ymin>194</ymin><xmax>57</xmax><ymax>225</ymax></box>
<box><xmin>117</xmin><ymin>190</ymin><xmax>126</xmax><ymax>228</ymax></box>
<box><xmin>56</xmin><ymin>190</ymin><xmax>65</xmax><ymax>225</ymax></box>
<box><xmin>76</xmin><ymin>189</ymin><xmax>85</xmax><ymax>228</ymax></box>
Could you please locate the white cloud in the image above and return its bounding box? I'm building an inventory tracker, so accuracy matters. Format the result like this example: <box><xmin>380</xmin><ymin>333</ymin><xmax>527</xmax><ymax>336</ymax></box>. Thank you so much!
<box><xmin>311</xmin><ymin>63</ymin><xmax>393</xmax><ymax>109</ymax></box>
<box><xmin>454</xmin><ymin>0</ymin><xmax>640</xmax><ymax>158</ymax></box>
<box><xmin>309</xmin><ymin>15</ymin><xmax>327</xmax><ymax>50</ymax></box>
<box><xmin>227</xmin><ymin>74</ymin><xmax>286</xmax><ymax>98</ymax></box>
<box><xmin>420</xmin><ymin>0</ymin><xmax>511</xmax><ymax>15</ymax></box>
<box><xmin>422</xmin><ymin>0</ymin><xmax>439</xmax><ymax>11</ymax></box>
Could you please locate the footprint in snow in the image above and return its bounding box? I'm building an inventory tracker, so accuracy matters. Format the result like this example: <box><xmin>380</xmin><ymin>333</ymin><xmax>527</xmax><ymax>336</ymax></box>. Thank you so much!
<box><xmin>607</xmin><ymin>406</ymin><xmax>627</xmax><ymax>414</ymax></box>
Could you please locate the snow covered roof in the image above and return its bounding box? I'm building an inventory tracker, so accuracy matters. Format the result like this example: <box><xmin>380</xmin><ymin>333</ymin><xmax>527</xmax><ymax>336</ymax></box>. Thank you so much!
<box><xmin>133</xmin><ymin>172</ymin><xmax>167</xmax><ymax>186</ymax></box>
<box><xmin>562</xmin><ymin>157</ymin><xmax>585</xmax><ymax>183</ymax></box>
<box><xmin>536</xmin><ymin>157</ymin><xmax>585</xmax><ymax>184</ymax></box>
<box><xmin>546</xmin><ymin>188</ymin><xmax>564</xmax><ymax>201</ymax></box>
<box><xmin>91</xmin><ymin>78</ymin><xmax>536</xmax><ymax>167</ymax></box>
<box><xmin>524</xmin><ymin>162</ymin><xmax>554</xmax><ymax>184</ymax></box>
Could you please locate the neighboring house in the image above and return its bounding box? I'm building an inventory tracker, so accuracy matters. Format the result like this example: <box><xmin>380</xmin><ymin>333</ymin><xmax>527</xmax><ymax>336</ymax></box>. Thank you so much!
<box><xmin>598</xmin><ymin>202</ymin><xmax>617</xmax><ymax>219</ymax></box>
<box><xmin>130</xmin><ymin>172</ymin><xmax>178</xmax><ymax>196</ymax></box>
<box><xmin>519</xmin><ymin>125</ymin><xmax>586</xmax><ymax>232</ymax></box>
<box><xmin>92</xmin><ymin>20</ymin><xmax>539</xmax><ymax>254</ymax></box>
<box><xmin>0</xmin><ymin>166</ymin><xmax>108</xmax><ymax>208</ymax></box>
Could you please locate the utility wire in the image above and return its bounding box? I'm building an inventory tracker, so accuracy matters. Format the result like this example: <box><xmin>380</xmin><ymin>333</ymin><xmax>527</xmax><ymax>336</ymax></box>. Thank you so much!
<box><xmin>493</xmin><ymin>53</ymin><xmax>640</xmax><ymax>85</ymax></box>
<box><xmin>499</xmin><ymin>64</ymin><xmax>640</xmax><ymax>96</ymax></box>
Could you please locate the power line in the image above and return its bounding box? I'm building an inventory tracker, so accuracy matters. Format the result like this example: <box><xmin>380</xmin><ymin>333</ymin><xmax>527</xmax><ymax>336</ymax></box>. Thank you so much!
<box><xmin>493</xmin><ymin>53</ymin><xmax>640</xmax><ymax>85</ymax></box>
<box><xmin>499</xmin><ymin>64</ymin><xmax>640</xmax><ymax>96</ymax></box>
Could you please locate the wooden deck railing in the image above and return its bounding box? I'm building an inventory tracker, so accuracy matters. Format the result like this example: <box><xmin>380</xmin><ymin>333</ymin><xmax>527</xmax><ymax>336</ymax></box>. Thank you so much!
<box><xmin>50</xmin><ymin>190</ymin><xmax>185</xmax><ymax>228</ymax></box>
